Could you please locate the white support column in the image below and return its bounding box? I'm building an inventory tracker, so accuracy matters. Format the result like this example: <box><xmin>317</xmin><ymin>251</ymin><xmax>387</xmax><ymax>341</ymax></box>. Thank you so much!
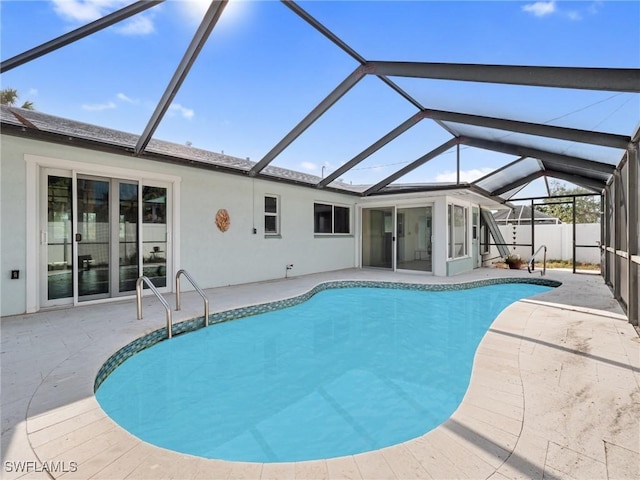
<box><xmin>627</xmin><ymin>143</ymin><xmax>638</xmax><ymax>325</ymax></box>
<box><xmin>613</xmin><ymin>170</ymin><xmax>621</xmax><ymax>300</ymax></box>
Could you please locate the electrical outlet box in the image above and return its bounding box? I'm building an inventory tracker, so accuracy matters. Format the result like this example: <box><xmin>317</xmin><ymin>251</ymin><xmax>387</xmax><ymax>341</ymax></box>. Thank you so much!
<box><xmin>11</xmin><ymin>270</ymin><xmax>19</xmax><ymax>280</ymax></box>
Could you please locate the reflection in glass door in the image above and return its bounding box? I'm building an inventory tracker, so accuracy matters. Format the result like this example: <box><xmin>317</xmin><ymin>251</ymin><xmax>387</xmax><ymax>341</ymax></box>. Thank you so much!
<box><xmin>77</xmin><ymin>177</ymin><xmax>110</xmax><ymax>300</ymax></box>
<box><xmin>118</xmin><ymin>182</ymin><xmax>139</xmax><ymax>293</ymax></box>
<box><xmin>46</xmin><ymin>176</ymin><xmax>73</xmax><ymax>302</ymax></box>
<box><xmin>142</xmin><ymin>186</ymin><xmax>167</xmax><ymax>288</ymax></box>
<box><xmin>42</xmin><ymin>173</ymin><xmax>169</xmax><ymax>306</ymax></box>
<box><xmin>362</xmin><ymin>207</ymin><xmax>394</xmax><ymax>268</ymax></box>
<box><xmin>396</xmin><ymin>206</ymin><xmax>432</xmax><ymax>272</ymax></box>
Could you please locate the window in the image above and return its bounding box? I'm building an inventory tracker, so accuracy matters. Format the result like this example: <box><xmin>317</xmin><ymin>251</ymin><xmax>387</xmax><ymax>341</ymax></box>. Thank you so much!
<box><xmin>314</xmin><ymin>203</ymin><xmax>350</xmax><ymax>234</ymax></box>
<box><xmin>448</xmin><ymin>204</ymin><xmax>468</xmax><ymax>258</ymax></box>
<box><xmin>480</xmin><ymin>218</ymin><xmax>491</xmax><ymax>254</ymax></box>
<box><xmin>264</xmin><ymin>195</ymin><xmax>279</xmax><ymax>235</ymax></box>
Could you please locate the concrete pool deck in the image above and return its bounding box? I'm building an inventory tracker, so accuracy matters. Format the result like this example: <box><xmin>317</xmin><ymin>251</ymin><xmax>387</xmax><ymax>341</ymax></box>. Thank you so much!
<box><xmin>1</xmin><ymin>268</ymin><xmax>639</xmax><ymax>479</ymax></box>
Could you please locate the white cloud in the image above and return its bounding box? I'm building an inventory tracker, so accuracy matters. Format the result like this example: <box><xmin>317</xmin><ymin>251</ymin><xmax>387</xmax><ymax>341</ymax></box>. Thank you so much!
<box><xmin>82</xmin><ymin>101</ymin><xmax>116</xmax><ymax>111</ymax></box>
<box><xmin>116</xmin><ymin>92</ymin><xmax>138</xmax><ymax>104</ymax></box>
<box><xmin>28</xmin><ymin>88</ymin><xmax>39</xmax><ymax>97</ymax></box>
<box><xmin>169</xmin><ymin>103</ymin><xmax>194</xmax><ymax>120</ymax></box>
<box><xmin>435</xmin><ymin>167</ymin><xmax>495</xmax><ymax>183</ymax></box>
<box><xmin>522</xmin><ymin>1</ymin><xmax>556</xmax><ymax>17</ymax></box>
<box><xmin>300</xmin><ymin>162</ymin><xmax>317</xmax><ymax>172</ymax></box>
<box><xmin>51</xmin><ymin>0</ymin><xmax>155</xmax><ymax>35</ymax></box>
<box><xmin>522</xmin><ymin>0</ymin><xmax>600</xmax><ymax>21</ymax></box>
<box><xmin>114</xmin><ymin>14</ymin><xmax>155</xmax><ymax>35</ymax></box>
<box><xmin>51</xmin><ymin>0</ymin><xmax>129</xmax><ymax>22</ymax></box>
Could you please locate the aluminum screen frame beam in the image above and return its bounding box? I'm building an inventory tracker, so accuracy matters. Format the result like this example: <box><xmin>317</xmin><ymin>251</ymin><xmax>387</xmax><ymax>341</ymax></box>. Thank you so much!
<box><xmin>281</xmin><ymin>0</ymin><xmax>424</xmax><ymax>112</ymax></box>
<box><xmin>463</xmin><ymin>137</ymin><xmax>617</xmax><ymax>175</ymax></box>
<box><xmin>318</xmin><ymin>112</ymin><xmax>425</xmax><ymax>188</ymax></box>
<box><xmin>363</xmin><ymin>138</ymin><xmax>459</xmax><ymax>195</ymax></box>
<box><xmin>135</xmin><ymin>0</ymin><xmax>227</xmax><ymax>155</ymax></box>
<box><xmin>542</xmin><ymin>170</ymin><xmax>607</xmax><ymax>193</ymax></box>
<box><xmin>368</xmin><ymin>61</ymin><xmax>640</xmax><ymax>93</ymax></box>
<box><xmin>1</xmin><ymin>1</ymin><xmax>164</xmax><ymax>73</ymax></box>
<box><xmin>249</xmin><ymin>66</ymin><xmax>367</xmax><ymax>176</ymax></box>
<box><xmin>423</xmin><ymin>109</ymin><xmax>630</xmax><ymax>149</ymax></box>
<box><xmin>281</xmin><ymin>0</ymin><xmax>456</xmax><ymax>133</ymax></box>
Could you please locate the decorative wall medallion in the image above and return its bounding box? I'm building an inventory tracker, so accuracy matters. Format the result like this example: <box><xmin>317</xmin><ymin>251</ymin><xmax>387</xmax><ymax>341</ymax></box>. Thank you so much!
<box><xmin>215</xmin><ymin>209</ymin><xmax>230</xmax><ymax>232</ymax></box>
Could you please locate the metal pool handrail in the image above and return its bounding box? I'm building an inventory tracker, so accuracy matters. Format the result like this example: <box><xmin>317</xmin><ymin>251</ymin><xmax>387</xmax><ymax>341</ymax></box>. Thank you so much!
<box><xmin>136</xmin><ymin>276</ymin><xmax>173</xmax><ymax>339</ymax></box>
<box><xmin>175</xmin><ymin>269</ymin><xmax>210</xmax><ymax>327</ymax></box>
<box><xmin>527</xmin><ymin>245</ymin><xmax>547</xmax><ymax>276</ymax></box>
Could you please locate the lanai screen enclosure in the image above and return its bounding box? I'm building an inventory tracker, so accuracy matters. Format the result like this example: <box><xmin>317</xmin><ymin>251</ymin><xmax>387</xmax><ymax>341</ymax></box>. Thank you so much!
<box><xmin>0</xmin><ymin>0</ymin><xmax>638</xmax><ymax>324</ymax></box>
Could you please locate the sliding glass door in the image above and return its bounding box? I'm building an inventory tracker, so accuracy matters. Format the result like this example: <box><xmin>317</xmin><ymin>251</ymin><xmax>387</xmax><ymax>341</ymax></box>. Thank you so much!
<box><xmin>45</xmin><ymin>174</ymin><xmax>73</xmax><ymax>304</ymax></box>
<box><xmin>361</xmin><ymin>205</ymin><xmax>432</xmax><ymax>272</ymax></box>
<box><xmin>396</xmin><ymin>206</ymin><xmax>432</xmax><ymax>272</ymax></box>
<box><xmin>362</xmin><ymin>207</ymin><xmax>394</xmax><ymax>268</ymax></box>
<box><xmin>76</xmin><ymin>177</ymin><xmax>111</xmax><ymax>299</ymax></box>
<box><xmin>41</xmin><ymin>171</ymin><xmax>169</xmax><ymax>307</ymax></box>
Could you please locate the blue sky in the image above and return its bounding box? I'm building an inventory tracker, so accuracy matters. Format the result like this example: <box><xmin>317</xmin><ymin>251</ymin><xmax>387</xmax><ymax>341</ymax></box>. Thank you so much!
<box><xmin>1</xmin><ymin>0</ymin><xmax>638</xmax><ymax>197</ymax></box>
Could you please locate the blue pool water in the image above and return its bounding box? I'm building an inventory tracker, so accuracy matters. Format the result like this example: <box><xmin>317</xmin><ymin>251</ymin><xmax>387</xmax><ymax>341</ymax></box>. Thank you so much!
<box><xmin>96</xmin><ymin>283</ymin><xmax>551</xmax><ymax>462</ymax></box>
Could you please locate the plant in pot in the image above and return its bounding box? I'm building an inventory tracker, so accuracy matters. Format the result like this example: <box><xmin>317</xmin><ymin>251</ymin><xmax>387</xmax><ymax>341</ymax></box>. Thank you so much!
<box><xmin>504</xmin><ymin>253</ymin><xmax>523</xmax><ymax>269</ymax></box>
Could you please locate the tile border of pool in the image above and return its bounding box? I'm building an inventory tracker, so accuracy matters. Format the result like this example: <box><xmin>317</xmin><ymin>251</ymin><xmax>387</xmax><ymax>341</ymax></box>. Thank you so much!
<box><xmin>94</xmin><ymin>276</ymin><xmax>561</xmax><ymax>392</ymax></box>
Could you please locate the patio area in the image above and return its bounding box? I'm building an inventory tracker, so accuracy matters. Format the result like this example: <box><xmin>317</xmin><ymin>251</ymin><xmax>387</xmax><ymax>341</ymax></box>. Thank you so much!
<box><xmin>1</xmin><ymin>268</ymin><xmax>639</xmax><ymax>479</ymax></box>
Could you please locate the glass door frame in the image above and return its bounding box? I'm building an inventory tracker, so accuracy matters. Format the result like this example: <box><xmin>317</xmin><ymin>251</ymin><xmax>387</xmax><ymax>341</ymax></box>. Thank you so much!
<box><xmin>40</xmin><ymin>167</ymin><xmax>74</xmax><ymax>308</ymax></box>
<box><xmin>396</xmin><ymin>205</ymin><xmax>433</xmax><ymax>274</ymax></box>
<box><xmin>39</xmin><ymin>166</ymin><xmax>173</xmax><ymax>309</ymax></box>
<box><xmin>359</xmin><ymin>202</ymin><xmax>434</xmax><ymax>274</ymax></box>
<box><xmin>361</xmin><ymin>206</ymin><xmax>395</xmax><ymax>269</ymax></box>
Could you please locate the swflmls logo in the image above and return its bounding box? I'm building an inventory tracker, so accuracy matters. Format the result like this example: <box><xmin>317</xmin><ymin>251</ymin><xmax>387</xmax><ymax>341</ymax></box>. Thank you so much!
<box><xmin>4</xmin><ymin>460</ymin><xmax>78</xmax><ymax>473</ymax></box>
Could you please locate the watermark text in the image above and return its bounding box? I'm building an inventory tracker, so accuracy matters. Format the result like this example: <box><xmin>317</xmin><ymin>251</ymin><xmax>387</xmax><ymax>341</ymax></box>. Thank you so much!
<box><xmin>4</xmin><ymin>460</ymin><xmax>78</xmax><ymax>474</ymax></box>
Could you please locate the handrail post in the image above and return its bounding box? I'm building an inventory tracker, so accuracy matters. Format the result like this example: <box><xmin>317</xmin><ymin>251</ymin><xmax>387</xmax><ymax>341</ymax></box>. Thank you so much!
<box><xmin>175</xmin><ymin>269</ymin><xmax>210</xmax><ymax>326</ymax></box>
<box><xmin>527</xmin><ymin>245</ymin><xmax>547</xmax><ymax>276</ymax></box>
<box><xmin>136</xmin><ymin>276</ymin><xmax>173</xmax><ymax>339</ymax></box>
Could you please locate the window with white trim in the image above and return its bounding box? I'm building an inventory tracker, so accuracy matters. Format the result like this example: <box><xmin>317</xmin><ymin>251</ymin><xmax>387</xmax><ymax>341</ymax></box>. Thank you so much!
<box><xmin>314</xmin><ymin>203</ymin><xmax>350</xmax><ymax>234</ymax></box>
<box><xmin>264</xmin><ymin>195</ymin><xmax>279</xmax><ymax>235</ymax></box>
<box><xmin>448</xmin><ymin>204</ymin><xmax>468</xmax><ymax>258</ymax></box>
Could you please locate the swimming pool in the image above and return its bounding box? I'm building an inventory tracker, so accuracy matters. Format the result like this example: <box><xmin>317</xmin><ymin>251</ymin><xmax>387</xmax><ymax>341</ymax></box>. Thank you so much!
<box><xmin>95</xmin><ymin>280</ymin><xmax>555</xmax><ymax>463</ymax></box>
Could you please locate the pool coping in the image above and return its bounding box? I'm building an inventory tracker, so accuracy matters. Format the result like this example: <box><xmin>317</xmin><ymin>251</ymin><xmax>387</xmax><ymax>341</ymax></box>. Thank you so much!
<box><xmin>20</xmin><ymin>275</ymin><xmax>574</xmax><ymax>479</ymax></box>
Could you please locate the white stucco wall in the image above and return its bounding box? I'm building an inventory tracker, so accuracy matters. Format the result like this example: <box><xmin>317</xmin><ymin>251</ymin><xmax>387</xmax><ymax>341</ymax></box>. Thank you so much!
<box><xmin>495</xmin><ymin>223</ymin><xmax>601</xmax><ymax>264</ymax></box>
<box><xmin>177</xmin><ymin>166</ymin><xmax>357</xmax><ymax>288</ymax></box>
<box><xmin>1</xmin><ymin>137</ymin><xmax>28</xmax><ymax>317</ymax></box>
<box><xmin>0</xmin><ymin>134</ymin><xmax>357</xmax><ymax>316</ymax></box>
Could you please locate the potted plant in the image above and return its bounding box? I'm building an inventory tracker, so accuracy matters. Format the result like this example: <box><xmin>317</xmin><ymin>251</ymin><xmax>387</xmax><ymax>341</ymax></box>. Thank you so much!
<box><xmin>504</xmin><ymin>253</ymin><xmax>523</xmax><ymax>269</ymax></box>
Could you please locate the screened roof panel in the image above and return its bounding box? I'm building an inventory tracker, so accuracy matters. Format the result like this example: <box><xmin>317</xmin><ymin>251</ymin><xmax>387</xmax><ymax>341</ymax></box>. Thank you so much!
<box><xmin>153</xmin><ymin>1</ymin><xmax>359</xmax><ymax>162</ymax></box>
<box><xmin>337</xmin><ymin>119</ymin><xmax>454</xmax><ymax>186</ymax></box>
<box><xmin>386</xmin><ymin>145</ymin><xmax>459</xmax><ymax>188</ymax></box>
<box><xmin>389</xmin><ymin>77</ymin><xmax>639</xmax><ymax>136</ymax></box>
<box><xmin>474</xmin><ymin>157</ymin><xmax>541</xmax><ymax>193</ymax></box>
<box><xmin>447</xmin><ymin>123</ymin><xmax>624</xmax><ymax>165</ymax></box>
<box><xmin>263</xmin><ymin>74</ymin><xmax>418</xmax><ymax>180</ymax></box>
<box><xmin>298</xmin><ymin>1</ymin><xmax>639</xmax><ymax>68</ymax></box>
<box><xmin>458</xmin><ymin>148</ymin><xmax>518</xmax><ymax>183</ymax></box>
<box><xmin>1</xmin><ymin>0</ymin><xmax>638</xmax><ymax>201</ymax></box>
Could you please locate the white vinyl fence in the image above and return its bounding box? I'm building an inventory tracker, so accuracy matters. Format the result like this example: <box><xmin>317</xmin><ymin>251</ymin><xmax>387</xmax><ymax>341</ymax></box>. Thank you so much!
<box><xmin>491</xmin><ymin>223</ymin><xmax>601</xmax><ymax>264</ymax></box>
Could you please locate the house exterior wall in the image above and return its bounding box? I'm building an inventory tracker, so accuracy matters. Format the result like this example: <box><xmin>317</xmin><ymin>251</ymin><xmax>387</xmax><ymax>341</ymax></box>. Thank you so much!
<box><xmin>0</xmin><ymin>135</ymin><xmax>357</xmax><ymax>317</ymax></box>
<box><xmin>1</xmin><ymin>136</ymin><xmax>29</xmax><ymax>316</ymax></box>
<box><xmin>357</xmin><ymin>194</ymin><xmax>481</xmax><ymax>277</ymax></box>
